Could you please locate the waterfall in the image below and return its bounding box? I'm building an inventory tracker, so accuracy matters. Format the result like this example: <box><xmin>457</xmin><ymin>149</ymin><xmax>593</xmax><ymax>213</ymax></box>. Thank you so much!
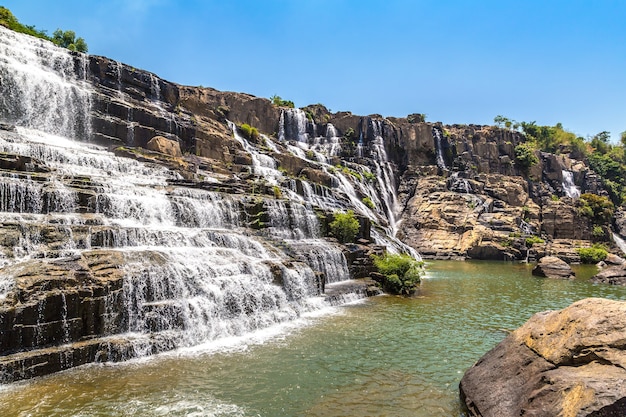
<box><xmin>228</xmin><ymin>121</ymin><xmax>283</xmax><ymax>185</ymax></box>
<box><xmin>613</xmin><ymin>233</ymin><xmax>626</xmax><ymax>256</ymax></box>
<box><xmin>368</xmin><ymin>119</ymin><xmax>400</xmax><ymax>235</ymax></box>
<box><xmin>562</xmin><ymin>170</ymin><xmax>581</xmax><ymax>198</ymax></box>
<box><xmin>0</xmin><ymin>25</ymin><xmax>91</xmax><ymax>140</ymax></box>
<box><xmin>0</xmin><ymin>27</ymin><xmax>365</xmax><ymax>368</ymax></box>
<box><xmin>278</xmin><ymin>109</ymin><xmax>310</xmax><ymax>143</ymax></box>
<box><xmin>433</xmin><ymin>127</ymin><xmax>447</xmax><ymax>169</ymax></box>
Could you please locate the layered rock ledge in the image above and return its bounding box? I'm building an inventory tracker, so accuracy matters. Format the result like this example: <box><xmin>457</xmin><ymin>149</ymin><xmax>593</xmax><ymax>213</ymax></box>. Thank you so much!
<box><xmin>460</xmin><ymin>298</ymin><xmax>626</xmax><ymax>417</ymax></box>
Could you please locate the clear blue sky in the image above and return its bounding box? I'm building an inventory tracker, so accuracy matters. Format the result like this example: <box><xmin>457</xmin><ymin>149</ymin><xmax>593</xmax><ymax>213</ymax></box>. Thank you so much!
<box><xmin>3</xmin><ymin>0</ymin><xmax>625</xmax><ymax>141</ymax></box>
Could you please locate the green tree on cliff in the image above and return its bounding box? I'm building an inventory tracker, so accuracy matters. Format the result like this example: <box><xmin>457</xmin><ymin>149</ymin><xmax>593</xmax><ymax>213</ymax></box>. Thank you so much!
<box><xmin>52</xmin><ymin>29</ymin><xmax>88</xmax><ymax>52</ymax></box>
<box><xmin>0</xmin><ymin>6</ymin><xmax>88</xmax><ymax>52</ymax></box>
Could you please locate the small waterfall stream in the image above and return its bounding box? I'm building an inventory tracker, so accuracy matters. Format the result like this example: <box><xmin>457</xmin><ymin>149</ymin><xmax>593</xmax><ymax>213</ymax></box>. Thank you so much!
<box><xmin>562</xmin><ymin>170</ymin><xmax>581</xmax><ymax>198</ymax></box>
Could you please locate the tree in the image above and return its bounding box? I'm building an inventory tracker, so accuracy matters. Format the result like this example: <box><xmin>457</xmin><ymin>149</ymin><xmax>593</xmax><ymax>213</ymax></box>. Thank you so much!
<box><xmin>52</xmin><ymin>29</ymin><xmax>88</xmax><ymax>52</ymax></box>
<box><xmin>329</xmin><ymin>210</ymin><xmax>360</xmax><ymax>243</ymax></box>
<box><xmin>590</xmin><ymin>131</ymin><xmax>611</xmax><ymax>154</ymax></box>
<box><xmin>270</xmin><ymin>95</ymin><xmax>294</xmax><ymax>108</ymax></box>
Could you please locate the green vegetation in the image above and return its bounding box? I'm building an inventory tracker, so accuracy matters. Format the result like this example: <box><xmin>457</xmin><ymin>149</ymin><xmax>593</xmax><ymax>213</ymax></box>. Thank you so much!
<box><xmin>0</xmin><ymin>7</ymin><xmax>88</xmax><ymax>52</ymax></box>
<box><xmin>272</xmin><ymin>185</ymin><xmax>282</xmax><ymax>199</ymax></box>
<box><xmin>270</xmin><ymin>95</ymin><xmax>295</xmax><ymax>108</ymax></box>
<box><xmin>362</xmin><ymin>171</ymin><xmax>376</xmax><ymax>182</ymax></box>
<box><xmin>52</xmin><ymin>29</ymin><xmax>88</xmax><ymax>52</ymax></box>
<box><xmin>407</xmin><ymin>113</ymin><xmax>426</xmax><ymax>123</ymax></box>
<box><xmin>514</xmin><ymin>143</ymin><xmax>539</xmax><ymax>170</ymax></box>
<box><xmin>329</xmin><ymin>210</ymin><xmax>360</xmax><ymax>243</ymax></box>
<box><xmin>238</xmin><ymin>123</ymin><xmax>259</xmax><ymax>141</ymax></box>
<box><xmin>576</xmin><ymin>245</ymin><xmax>608</xmax><ymax>264</ymax></box>
<box><xmin>525</xmin><ymin>236</ymin><xmax>545</xmax><ymax>247</ymax></box>
<box><xmin>578</xmin><ymin>193</ymin><xmax>614</xmax><ymax>225</ymax></box>
<box><xmin>372</xmin><ymin>253</ymin><xmax>423</xmax><ymax>295</ymax></box>
<box><xmin>362</xmin><ymin>196</ymin><xmax>375</xmax><ymax>209</ymax></box>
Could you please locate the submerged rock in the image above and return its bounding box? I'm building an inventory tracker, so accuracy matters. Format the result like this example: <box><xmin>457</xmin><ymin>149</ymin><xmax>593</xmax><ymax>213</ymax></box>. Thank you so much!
<box><xmin>532</xmin><ymin>255</ymin><xmax>575</xmax><ymax>279</ymax></box>
<box><xmin>460</xmin><ymin>298</ymin><xmax>626</xmax><ymax>417</ymax></box>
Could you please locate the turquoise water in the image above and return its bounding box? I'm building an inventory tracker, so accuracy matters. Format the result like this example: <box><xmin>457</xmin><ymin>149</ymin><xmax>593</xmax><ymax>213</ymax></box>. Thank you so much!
<box><xmin>1</xmin><ymin>261</ymin><xmax>625</xmax><ymax>416</ymax></box>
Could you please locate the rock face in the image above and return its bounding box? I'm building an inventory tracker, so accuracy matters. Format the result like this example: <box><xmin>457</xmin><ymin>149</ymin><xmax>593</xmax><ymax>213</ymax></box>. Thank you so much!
<box><xmin>591</xmin><ymin>264</ymin><xmax>626</xmax><ymax>285</ymax></box>
<box><xmin>532</xmin><ymin>256</ymin><xmax>575</xmax><ymax>279</ymax></box>
<box><xmin>460</xmin><ymin>298</ymin><xmax>626</xmax><ymax>417</ymax></box>
<box><xmin>0</xmin><ymin>24</ymin><xmax>621</xmax><ymax>382</ymax></box>
<box><xmin>146</xmin><ymin>135</ymin><xmax>182</xmax><ymax>157</ymax></box>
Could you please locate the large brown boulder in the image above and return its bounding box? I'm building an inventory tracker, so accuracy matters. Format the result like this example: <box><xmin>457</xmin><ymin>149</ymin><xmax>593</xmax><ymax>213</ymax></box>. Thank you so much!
<box><xmin>146</xmin><ymin>135</ymin><xmax>182</xmax><ymax>157</ymax></box>
<box><xmin>460</xmin><ymin>298</ymin><xmax>626</xmax><ymax>417</ymax></box>
<box><xmin>532</xmin><ymin>256</ymin><xmax>575</xmax><ymax>279</ymax></box>
<box><xmin>591</xmin><ymin>263</ymin><xmax>626</xmax><ymax>285</ymax></box>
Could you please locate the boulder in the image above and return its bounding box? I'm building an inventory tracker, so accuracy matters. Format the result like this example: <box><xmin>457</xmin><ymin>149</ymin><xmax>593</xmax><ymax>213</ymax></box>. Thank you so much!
<box><xmin>532</xmin><ymin>256</ymin><xmax>575</xmax><ymax>279</ymax></box>
<box><xmin>146</xmin><ymin>135</ymin><xmax>182</xmax><ymax>157</ymax></box>
<box><xmin>606</xmin><ymin>253</ymin><xmax>626</xmax><ymax>266</ymax></box>
<box><xmin>460</xmin><ymin>298</ymin><xmax>626</xmax><ymax>417</ymax></box>
<box><xmin>591</xmin><ymin>263</ymin><xmax>626</xmax><ymax>285</ymax></box>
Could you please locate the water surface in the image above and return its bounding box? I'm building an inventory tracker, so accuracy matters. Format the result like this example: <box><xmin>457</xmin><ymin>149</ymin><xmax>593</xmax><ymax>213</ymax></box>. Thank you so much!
<box><xmin>1</xmin><ymin>261</ymin><xmax>624</xmax><ymax>416</ymax></box>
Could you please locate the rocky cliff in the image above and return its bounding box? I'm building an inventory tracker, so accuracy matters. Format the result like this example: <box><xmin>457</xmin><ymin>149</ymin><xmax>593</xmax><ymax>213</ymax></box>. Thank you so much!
<box><xmin>0</xmin><ymin>24</ymin><xmax>623</xmax><ymax>382</ymax></box>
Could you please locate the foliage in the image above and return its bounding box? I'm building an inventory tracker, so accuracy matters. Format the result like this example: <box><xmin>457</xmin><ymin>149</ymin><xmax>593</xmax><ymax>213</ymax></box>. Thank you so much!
<box><xmin>407</xmin><ymin>113</ymin><xmax>426</xmax><ymax>123</ymax></box>
<box><xmin>578</xmin><ymin>193</ymin><xmax>614</xmax><ymax>225</ymax></box>
<box><xmin>514</xmin><ymin>143</ymin><xmax>538</xmax><ymax>170</ymax></box>
<box><xmin>329</xmin><ymin>210</ymin><xmax>360</xmax><ymax>243</ymax></box>
<box><xmin>362</xmin><ymin>171</ymin><xmax>376</xmax><ymax>182</ymax></box>
<box><xmin>272</xmin><ymin>185</ymin><xmax>282</xmax><ymax>199</ymax></box>
<box><xmin>525</xmin><ymin>236</ymin><xmax>545</xmax><ymax>247</ymax></box>
<box><xmin>362</xmin><ymin>196</ymin><xmax>375</xmax><ymax>209</ymax></box>
<box><xmin>0</xmin><ymin>7</ymin><xmax>88</xmax><ymax>52</ymax></box>
<box><xmin>52</xmin><ymin>29</ymin><xmax>88</xmax><ymax>52</ymax></box>
<box><xmin>576</xmin><ymin>245</ymin><xmax>608</xmax><ymax>264</ymax></box>
<box><xmin>372</xmin><ymin>253</ymin><xmax>423</xmax><ymax>295</ymax></box>
<box><xmin>238</xmin><ymin>123</ymin><xmax>259</xmax><ymax>141</ymax></box>
<box><xmin>305</xmin><ymin>150</ymin><xmax>315</xmax><ymax>160</ymax></box>
<box><xmin>270</xmin><ymin>95</ymin><xmax>295</xmax><ymax>108</ymax></box>
<box><xmin>592</xmin><ymin>225</ymin><xmax>605</xmax><ymax>238</ymax></box>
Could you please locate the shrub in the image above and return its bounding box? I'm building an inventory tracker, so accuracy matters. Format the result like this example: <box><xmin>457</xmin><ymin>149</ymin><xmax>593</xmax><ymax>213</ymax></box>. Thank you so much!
<box><xmin>362</xmin><ymin>196</ymin><xmax>375</xmax><ymax>209</ymax></box>
<box><xmin>577</xmin><ymin>245</ymin><xmax>608</xmax><ymax>264</ymax></box>
<box><xmin>239</xmin><ymin>123</ymin><xmax>259</xmax><ymax>141</ymax></box>
<box><xmin>329</xmin><ymin>210</ymin><xmax>360</xmax><ymax>243</ymax></box>
<box><xmin>272</xmin><ymin>185</ymin><xmax>282</xmax><ymax>199</ymax></box>
<box><xmin>525</xmin><ymin>236</ymin><xmax>545</xmax><ymax>247</ymax></box>
<box><xmin>578</xmin><ymin>193</ymin><xmax>614</xmax><ymax>224</ymax></box>
<box><xmin>372</xmin><ymin>253</ymin><xmax>424</xmax><ymax>295</ymax></box>
<box><xmin>362</xmin><ymin>171</ymin><xmax>376</xmax><ymax>182</ymax></box>
<box><xmin>514</xmin><ymin>143</ymin><xmax>539</xmax><ymax>170</ymax></box>
<box><xmin>592</xmin><ymin>225</ymin><xmax>605</xmax><ymax>238</ymax></box>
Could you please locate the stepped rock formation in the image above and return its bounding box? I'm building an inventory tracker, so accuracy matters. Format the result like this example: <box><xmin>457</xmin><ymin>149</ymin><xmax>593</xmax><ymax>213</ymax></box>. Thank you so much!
<box><xmin>0</xmin><ymin>24</ymin><xmax>622</xmax><ymax>381</ymax></box>
<box><xmin>460</xmin><ymin>298</ymin><xmax>626</xmax><ymax>417</ymax></box>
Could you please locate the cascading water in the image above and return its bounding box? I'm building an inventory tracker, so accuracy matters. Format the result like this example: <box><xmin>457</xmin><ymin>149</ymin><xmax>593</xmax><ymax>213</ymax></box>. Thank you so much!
<box><xmin>0</xmin><ymin>25</ymin><xmax>91</xmax><ymax>140</ymax></box>
<box><xmin>612</xmin><ymin>232</ymin><xmax>626</xmax><ymax>256</ymax></box>
<box><xmin>367</xmin><ymin>119</ymin><xmax>400</xmax><ymax>235</ymax></box>
<box><xmin>562</xmin><ymin>170</ymin><xmax>581</xmax><ymax>198</ymax></box>
<box><xmin>433</xmin><ymin>127</ymin><xmax>447</xmax><ymax>169</ymax></box>
<box><xmin>0</xmin><ymin>27</ymin><xmax>366</xmax><ymax>371</ymax></box>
